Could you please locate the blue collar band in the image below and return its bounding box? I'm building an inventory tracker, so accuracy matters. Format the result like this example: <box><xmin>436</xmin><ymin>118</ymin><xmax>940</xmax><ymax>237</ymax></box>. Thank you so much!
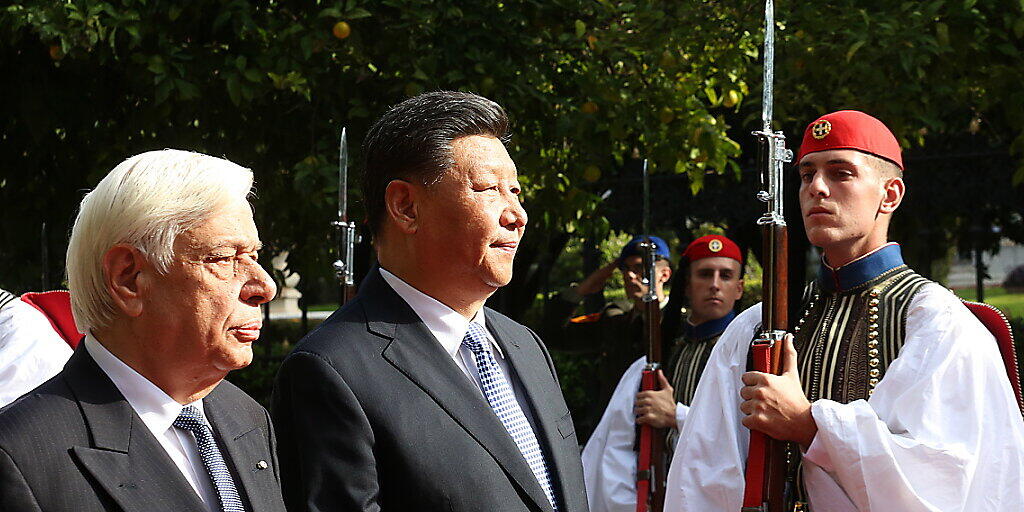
<box><xmin>683</xmin><ymin>310</ymin><xmax>736</xmax><ymax>341</ymax></box>
<box><xmin>817</xmin><ymin>243</ymin><xmax>904</xmax><ymax>293</ymax></box>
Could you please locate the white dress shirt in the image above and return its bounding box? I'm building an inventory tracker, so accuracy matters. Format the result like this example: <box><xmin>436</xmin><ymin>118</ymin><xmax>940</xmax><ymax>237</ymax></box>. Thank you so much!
<box><xmin>379</xmin><ymin>268</ymin><xmax>533</xmax><ymax>410</ymax></box>
<box><xmin>0</xmin><ymin>292</ymin><xmax>73</xmax><ymax>407</ymax></box>
<box><xmin>84</xmin><ymin>335</ymin><xmax>219</xmax><ymax>512</ymax></box>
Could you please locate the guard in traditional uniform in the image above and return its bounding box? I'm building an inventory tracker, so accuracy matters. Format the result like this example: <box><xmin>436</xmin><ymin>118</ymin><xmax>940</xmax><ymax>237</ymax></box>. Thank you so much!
<box><xmin>582</xmin><ymin>235</ymin><xmax>744</xmax><ymax>512</ymax></box>
<box><xmin>666</xmin><ymin>110</ymin><xmax>1024</xmax><ymax>511</ymax></box>
<box><xmin>543</xmin><ymin>235</ymin><xmax>673</xmax><ymax>430</ymax></box>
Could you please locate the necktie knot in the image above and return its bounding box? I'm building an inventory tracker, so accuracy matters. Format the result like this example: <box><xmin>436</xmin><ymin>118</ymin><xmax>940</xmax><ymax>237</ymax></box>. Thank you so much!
<box><xmin>173</xmin><ymin>405</ymin><xmax>209</xmax><ymax>434</ymax></box>
<box><xmin>462</xmin><ymin>322</ymin><xmax>490</xmax><ymax>355</ymax></box>
<box><xmin>173</xmin><ymin>404</ymin><xmax>246</xmax><ymax>512</ymax></box>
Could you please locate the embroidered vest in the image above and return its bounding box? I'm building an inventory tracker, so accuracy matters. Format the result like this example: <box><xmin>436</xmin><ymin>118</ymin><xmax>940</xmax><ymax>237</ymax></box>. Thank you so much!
<box><xmin>669</xmin><ymin>311</ymin><xmax>735</xmax><ymax>407</ymax></box>
<box><xmin>793</xmin><ymin>265</ymin><xmax>931</xmax><ymax>403</ymax></box>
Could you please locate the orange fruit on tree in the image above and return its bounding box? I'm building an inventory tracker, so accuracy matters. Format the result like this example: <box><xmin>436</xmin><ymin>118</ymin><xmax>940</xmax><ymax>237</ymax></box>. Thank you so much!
<box><xmin>48</xmin><ymin>45</ymin><xmax>63</xmax><ymax>61</ymax></box>
<box><xmin>332</xmin><ymin>21</ymin><xmax>352</xmax><ymax>40</ymax></box>
<box><xmin>723</xmin><ymin>90</ymin><xmax>740</xmax><ymax>108</ymax></box>
<box><xmin>581</xmin><ymin>101</ymin><xmax>599</xmax><ymax>114</ymax></box>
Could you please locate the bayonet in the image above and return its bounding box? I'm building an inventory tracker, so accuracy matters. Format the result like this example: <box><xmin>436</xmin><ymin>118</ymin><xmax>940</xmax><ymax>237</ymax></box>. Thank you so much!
<box><xmin>333</xmin><ymin>128</ymin><xmax>358</xmax><ymax>303</ymax></box>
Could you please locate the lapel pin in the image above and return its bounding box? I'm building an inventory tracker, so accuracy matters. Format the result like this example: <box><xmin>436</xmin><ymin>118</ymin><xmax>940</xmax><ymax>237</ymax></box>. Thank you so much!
<box><xmin>256</xmin><ymin>460</ymin><xmax>269</xmax><ymax>470</ymax></box>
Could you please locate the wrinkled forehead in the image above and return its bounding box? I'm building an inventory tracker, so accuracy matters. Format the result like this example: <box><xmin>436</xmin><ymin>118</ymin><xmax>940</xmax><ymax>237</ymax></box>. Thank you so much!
<box><xmin>450</xmin><ymin>135</ymin><xmax>517</xmax><ymax>178</ymax></box>
<box><xmin>177</xmin><ymin>199</ymin><xmax>260</xmax><ymax>252</ymax></box>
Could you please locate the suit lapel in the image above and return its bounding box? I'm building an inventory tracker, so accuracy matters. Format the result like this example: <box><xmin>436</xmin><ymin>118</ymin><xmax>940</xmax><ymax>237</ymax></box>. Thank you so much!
<box><xmin>205</xmin><ymin>386</ymin><xmax>282</xmax><ymax>512</ymax></box>
<box><xmin>64</xmin><ymin>348</ymin><xmax>206</xmax><ymax>512</ymax></box>
<box><xmin>485</xmin><ymin>310</ymin><xmax>569</xmax><ymax>509</ymax></box>
<box><xmin>363</xmin><ymin>270</ymin><xmax>553</xmax><ymax>512</ymax></box>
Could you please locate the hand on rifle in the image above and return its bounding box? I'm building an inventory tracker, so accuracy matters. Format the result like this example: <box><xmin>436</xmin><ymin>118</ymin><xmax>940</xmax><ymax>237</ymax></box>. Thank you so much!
<box><xmin>739</xmin><ymin>334</ymin><xmax>818</xmax><ymax>450</ymax></box>
<box><xmin>634</xmin><ymin>370</ymin><xmax>677</xmax><ymax>429</ymax></box>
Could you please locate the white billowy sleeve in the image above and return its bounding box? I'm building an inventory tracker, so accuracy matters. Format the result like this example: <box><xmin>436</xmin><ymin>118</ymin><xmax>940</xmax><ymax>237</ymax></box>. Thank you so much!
<box><xmin>664</xmin><ymin>304</ymin><xmax>761</xmax><ymax>511</ymax></box>
<box><xmin>674</xmin><ymin>403</ymin><xmax>689</xmax><ymax>432</ymax></box>
<box><xmin>582</xmin><ymin>356</ymin><xmax>647</xmax><ymax>512</ymax></box>
<box><xmin>0</xmin><ymin>299</ymin><xmax>73</xmax><ymax>407</ymax></box>
<box><xmin>800</xmin><ymin>283</ymin><xmax>1024</xmax><ymax>511</ymax></box>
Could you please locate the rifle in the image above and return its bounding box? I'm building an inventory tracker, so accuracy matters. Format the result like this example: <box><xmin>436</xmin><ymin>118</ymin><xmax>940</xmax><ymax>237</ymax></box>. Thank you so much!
<box><xmin>635</xmin><ymin>159</ymin><xmax>665</xmax><ymax>512</ymax></box>
<box><xmin>741</xmin><ymin>1</ymin><xmax>795</xmax><ymax>511</ymax></box>
<box><xmin>332</xmin><ymin>128</ymin><xmax>358</xmax><ymax>305</ymax></box>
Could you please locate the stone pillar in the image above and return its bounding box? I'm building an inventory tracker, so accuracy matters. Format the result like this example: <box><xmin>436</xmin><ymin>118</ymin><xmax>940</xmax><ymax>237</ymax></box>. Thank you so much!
<box><xmin>269</xmin><ymin>251</ymin><xmax>302</xmax><ymax>318</ymax></box>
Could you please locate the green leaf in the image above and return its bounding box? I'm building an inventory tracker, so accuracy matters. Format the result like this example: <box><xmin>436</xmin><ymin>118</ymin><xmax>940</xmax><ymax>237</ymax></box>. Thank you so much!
<box><xmin>147</xmin><ymin>55</ymin><xmax>165</xmax><ymax>75</ymax></box>
<box><xmin>846</xmin><ymin>40</ymin><xmax>866</xmax><ymax>62</ymax></box>
<box><xmin>175</xmin><ymin>79</ymin><xmax>199</xmax><ymax>100</ymax></box>
<box><xmin>154</xmin><ymin>78</ymin><xmax>173</xmax><ymax>104</ymax></box>
<box><xmin>704</xmin><ymin>87</ymin><xmax>718</xmax><ymax>105</ymax></box>
<box><xmin>348</xmin><ymin>8</ymin><xmax>372</xmax><ymax>19</ymax></box>
<box><xmin>226</xmin><ymin>75</ymin><xmax>241</xmax><ymax>106</ymax></box>
<box><xmin>318</xmin><ymin>7</ymin><xmax>343</xmax><ymax>19</ymax></box>
<box><xmin>935</xmin><ymin>22</ymin><xmax>949</xmax><ymax>47</ymax></box>
<box><xmin>574</xmin><ymin>20</ymin><xmax>586</xmax><ymax>38</ymax></box>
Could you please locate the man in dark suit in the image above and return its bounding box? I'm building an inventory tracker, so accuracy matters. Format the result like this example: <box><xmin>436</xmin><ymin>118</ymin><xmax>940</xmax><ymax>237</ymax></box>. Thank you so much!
<box><xmin>273</xmin><ymin>91</ymin><xmax>588</xmax><ymax>512</ymax></box>
<box><xmin>0</xmin><ymin>150</ymin><xmax>287</xmax><ymax>512</ymax></box>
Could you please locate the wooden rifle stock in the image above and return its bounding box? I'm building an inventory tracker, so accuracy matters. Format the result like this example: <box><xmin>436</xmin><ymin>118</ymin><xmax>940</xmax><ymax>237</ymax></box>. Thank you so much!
<box><xmin>635</xmin><ymin>231</ymin><xmax>666</xmax><ymax>512</ymax></box>
<box><xmin>636</xmin><ymin>297</ymin><xmax>664</xmax><ymax>512</ymax></box>
<box><xmin>741</xmin><ymin>224</ymin><xmax>791</xmax><ymax>512</ymax></box>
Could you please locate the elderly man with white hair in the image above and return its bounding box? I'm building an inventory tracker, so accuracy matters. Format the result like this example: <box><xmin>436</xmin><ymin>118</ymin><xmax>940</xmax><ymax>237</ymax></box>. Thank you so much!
<box><xmin>0</xmin><ymin>150</ymin><xmax>287</xmax><ymax>512</ymax></box>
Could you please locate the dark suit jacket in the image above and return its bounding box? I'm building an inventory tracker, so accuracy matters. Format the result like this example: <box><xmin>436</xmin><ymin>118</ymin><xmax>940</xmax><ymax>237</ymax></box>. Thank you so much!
<box><xmin>272</xmin><ymin>269</ymin><xmax>589</xmax><ymax>512</ymax></box>
<box><xmin>0</xmin><ymin>346</ymin><xmax>287</xmax><ymax>512</ymax></box>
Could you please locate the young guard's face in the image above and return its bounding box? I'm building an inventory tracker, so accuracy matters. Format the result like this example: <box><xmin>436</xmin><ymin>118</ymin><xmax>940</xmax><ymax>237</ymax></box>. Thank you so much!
<box><xmin>798</xmin><ymin>149</ymin><xmax>900</xmax><ymax>263</ymax></box>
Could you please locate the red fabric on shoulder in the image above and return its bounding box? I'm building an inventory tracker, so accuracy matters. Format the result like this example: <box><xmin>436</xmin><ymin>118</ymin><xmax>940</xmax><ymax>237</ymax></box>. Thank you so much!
<box><xmin>20</xmin><ymin>291</ymin><xmax>84</xmax><ymax>349</ymax></box>
<box><xmin>962</xmin><ymin>300</ymin><xmax>1023</xmax><ymax>416</ymax></box>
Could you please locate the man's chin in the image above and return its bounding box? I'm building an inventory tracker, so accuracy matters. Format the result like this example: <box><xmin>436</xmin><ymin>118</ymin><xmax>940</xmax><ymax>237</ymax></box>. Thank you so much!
<box><xmin>215</xmin><ymin>346</ymin><xmax>254</xmax><ymax>372</ymax></box>
<box><xmin>806</xmin><ymin>227</ymin><xmax>844</xmax><ymax>249</ymax></box>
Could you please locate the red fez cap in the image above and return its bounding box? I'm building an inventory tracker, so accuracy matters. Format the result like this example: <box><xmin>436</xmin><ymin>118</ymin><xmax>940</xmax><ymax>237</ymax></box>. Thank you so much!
<box><xmin>796</xmin><ymin>110</ymin><xmax>903</xmax><ymax>170</ymax></box>
<box><xmin>683</xmin><ymin>235</ymin><xmax>742</xmax><ymax>264</ymax></box>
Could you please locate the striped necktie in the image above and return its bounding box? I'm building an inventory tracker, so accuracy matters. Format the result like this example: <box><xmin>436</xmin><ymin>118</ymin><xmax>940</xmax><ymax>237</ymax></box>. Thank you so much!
<box><xmin>462</xmin><ymin>322</ymin><xmax>558</xmax><ymax>510</ymax></box>
<box><xmin>173</xmin><ymin>406</ymin><xmax>246</xmax><ymax>512</ymax></box>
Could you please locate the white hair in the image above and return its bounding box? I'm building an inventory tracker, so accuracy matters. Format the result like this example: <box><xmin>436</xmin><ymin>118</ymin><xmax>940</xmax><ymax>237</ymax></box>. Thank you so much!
<box><xmin>67</xmin><ymin>149</ymin><xmax>254</xmax><ymax>332</ymax></box>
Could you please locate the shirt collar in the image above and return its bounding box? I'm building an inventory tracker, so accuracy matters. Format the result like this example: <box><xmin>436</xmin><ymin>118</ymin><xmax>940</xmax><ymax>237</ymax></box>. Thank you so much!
<box><xmin>378</xmin><ymin>267</ymin><xmax>501</xmax><ymax>358</ymax></box>
<box><xmin>817</xmin><ymin>242</ymin><xmax>904</xmax><ymax>293</ymax></box>
<box><xmin>683</xmin><ymin>310</ymin><xmax>736</xmax><ymax>341</ymax></box>
<box><xmin>84</xmin><ymin>335</ymin><xmax>206</xmax><ymax>436</ymax></box>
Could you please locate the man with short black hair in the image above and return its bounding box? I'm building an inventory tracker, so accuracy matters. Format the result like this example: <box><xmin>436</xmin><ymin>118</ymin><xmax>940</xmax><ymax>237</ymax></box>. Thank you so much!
<box><xmin>273</xmin><ymin>91</ymin><xmax>588</xmax><ymax>512</ymax></box>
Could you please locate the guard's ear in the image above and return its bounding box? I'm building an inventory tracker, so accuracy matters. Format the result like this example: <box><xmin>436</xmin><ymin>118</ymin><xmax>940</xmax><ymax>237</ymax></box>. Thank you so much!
<box><xmin>879</xmin><ymin>176</ymin><xmax>905</xmax><ymax>215</ymax></box>
<box><xmin>102</xmin><ymin>244</ymin><xmax>147</xmax><ymax>318</ymax></box>
<box><xmin>384</xmin><ymin>180</ymin><xmax>418</xmax><ymax>234</ymax></box>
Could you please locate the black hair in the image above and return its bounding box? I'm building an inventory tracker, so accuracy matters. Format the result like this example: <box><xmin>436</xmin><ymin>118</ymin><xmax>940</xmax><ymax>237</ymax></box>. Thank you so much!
<box><xmin>361</xmin><ymin>91</ymin><xmax>510</xmax><ymax>236</ymax></box>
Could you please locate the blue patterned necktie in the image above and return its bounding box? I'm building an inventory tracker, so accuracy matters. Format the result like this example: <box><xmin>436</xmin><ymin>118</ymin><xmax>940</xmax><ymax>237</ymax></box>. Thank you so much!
<box><xmin>462</xmin><ymin>322</ymin><xmax>558</xmax><ymax>511</ymax></box>
<box><xmin>173</xmin><ymin>406</ymin><xmax>246</xmax><ymax>512</ymax></box>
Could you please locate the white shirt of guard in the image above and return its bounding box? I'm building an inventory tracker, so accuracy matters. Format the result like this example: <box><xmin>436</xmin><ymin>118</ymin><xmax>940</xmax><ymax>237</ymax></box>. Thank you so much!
<box><xmin>379</xmin><ymin>267</ymin><xmax>535</xmax><ymax>412</ymax></box>
<box><xmin>0</xmin><ymin>291</ymin><xmax>74</xmax><ymax>407</ymax></box>
<box><xmin>84</xmin><ymin>335</ymin><xmax>220</xmax><ymax>512</ymax></box>
<box><xmin>582</xmin><ymin>356</ymin><xmax>691</xmax><ymax>512</ymax></box>
<box><xmin>664</xmin><ymin>284</ymin><xmax>1024</xmax><ymax>511</ymax></box>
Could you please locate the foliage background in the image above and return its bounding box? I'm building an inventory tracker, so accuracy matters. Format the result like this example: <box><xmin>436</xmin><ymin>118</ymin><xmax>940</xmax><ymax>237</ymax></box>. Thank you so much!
<box><xmin>3</xmin><ymin>0</ymin><xmax>1024</xmax><ymax>430</ymax></box>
